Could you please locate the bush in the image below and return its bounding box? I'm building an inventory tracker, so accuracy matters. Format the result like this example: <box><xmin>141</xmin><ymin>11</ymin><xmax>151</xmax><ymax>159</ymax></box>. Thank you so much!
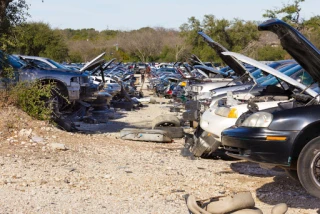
<box><xmin>255</xmin><ymin>45</ymin><xmax>287</xmax><ymax>61</ymax></box>
<box><xmin>1</xmin><ymin>80</ymin><xmax>54</xmax><ymax>120</ymax></box>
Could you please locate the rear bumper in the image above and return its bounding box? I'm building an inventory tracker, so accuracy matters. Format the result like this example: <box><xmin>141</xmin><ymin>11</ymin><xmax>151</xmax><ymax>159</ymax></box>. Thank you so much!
<box><xmin>222</xmin><ymin>127</ymin><xmax>299</xmax><ymax>166</ymax></box>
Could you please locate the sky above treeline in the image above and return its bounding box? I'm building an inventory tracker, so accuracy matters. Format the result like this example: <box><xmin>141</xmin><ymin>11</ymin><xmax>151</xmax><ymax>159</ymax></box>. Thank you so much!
<box><xmin>27</xmin><ymin>0</ymin><xmax>319</xmax><ymax>31</ymax></box>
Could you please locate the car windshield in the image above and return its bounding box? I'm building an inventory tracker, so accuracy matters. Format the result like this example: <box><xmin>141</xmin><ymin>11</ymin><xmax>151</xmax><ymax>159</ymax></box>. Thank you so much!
<box><xmin>47</xmin><ymin>59</ymin><xmax>68</xmax><ymax>69</ymax></box>
<box><xmin>260</xmin><ymin>65</ymin><xmax>303</xmax><ymax>86</ymax></box>
<box><xmin>256</xmin><ymin>63</ymin><xmax>298</xmax><ymax>84</ymax></box>
<box><xmin>7</xmin><ymin>55</ymin><xmax>26</xmax><ymax>69</ymax></box>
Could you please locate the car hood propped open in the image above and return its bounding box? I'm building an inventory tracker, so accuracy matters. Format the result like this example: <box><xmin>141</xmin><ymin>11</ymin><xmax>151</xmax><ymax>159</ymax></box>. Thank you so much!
<box><xmin>222</xmin><ymin>52</ymin><xmax>318</xmax><ymax>98</ymax></box>
<box><xmin>258</xmin><ymin>19</ymin><xmax>320</xmax><ymax>84</ymax></box>
<box><xmin>80</xmin><ymin>52</ymin><xmax>106</xmax><ymax>73</ymax></box>
<box><xmin>198</xmin><ymin>32</ymin><xmax>249</xmax><ymax>81</ymax></box>
<box><xmin>193</xmin><ymin>65</ymin><xmax>226</xmax><ymax>77</ymax></box>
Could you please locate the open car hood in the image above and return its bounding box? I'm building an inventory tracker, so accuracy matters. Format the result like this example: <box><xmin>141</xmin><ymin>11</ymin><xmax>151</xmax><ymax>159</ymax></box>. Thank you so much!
<box><xmin>222</xmin><ymin>52</ymin><xmax>318</xmax><ymax>98</ymax></box>
<box><xmin>198</xmin><ymin>32</ymin><xmax>248</xmax><ymax>81</ymax></box>
<box><xmin>258</xmin><ymin>19</ymin><xmax>320</xmax><ymax>84</ymax></box>
<box><xmin>80</xmin><ymin>52</ymin><xmax>106</xmax><ymax>72</ymax></box>
<box><xmin>194</xmin><ymin>65</ymin><xmax>225</xmax><ymax>76</ymax></box>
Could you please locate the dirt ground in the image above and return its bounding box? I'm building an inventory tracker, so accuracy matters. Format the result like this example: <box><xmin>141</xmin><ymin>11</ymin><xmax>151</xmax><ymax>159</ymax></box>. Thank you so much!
<box><xmin>0</xmin><ymin>88</ymin><xmax>319</xmax><ymax>213</ymax></box>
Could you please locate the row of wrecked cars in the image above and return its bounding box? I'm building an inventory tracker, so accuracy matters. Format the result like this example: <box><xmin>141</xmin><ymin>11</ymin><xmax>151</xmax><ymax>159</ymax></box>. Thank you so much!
<box><xmin>0</xmin><ymin>51</ymin><xmax>145</xmax><ymax>131</ymax></box>
<box><xmin>148</xmin><ymin>19</ymin><xmax>320</xmax><ymax>200</ymax></box>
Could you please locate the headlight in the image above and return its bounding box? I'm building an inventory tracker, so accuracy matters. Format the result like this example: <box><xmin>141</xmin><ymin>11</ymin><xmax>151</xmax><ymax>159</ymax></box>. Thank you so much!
<box><xmin>214</xmin><ymin>107</ymin><xmax>238</xmax><ymax>118</ymax></box>
<box><xmin>228</xmin><ymin>108</ymin><xmax>238</xmax><ymax>118</ymax></box>
<box><xmin>241</xmin><ymin>112</ymin><xmax>273</xmax><ymax>128</ymax></box>
<box><xmin>179</xmin><ymin>81</ymin><xmax>187</xmax><ymax>87</ymax></box>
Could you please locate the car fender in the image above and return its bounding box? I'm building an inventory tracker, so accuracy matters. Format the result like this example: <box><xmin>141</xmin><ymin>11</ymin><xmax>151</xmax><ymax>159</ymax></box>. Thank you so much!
<box><xmin>268</xmin><ymin>105</ymin><xmax>320</xmax><ymax>131</ymax></box>
<box><xmin>290</xmin><ymin>120</ymin><xmax>320</xmax><ymax>159</ymax></box>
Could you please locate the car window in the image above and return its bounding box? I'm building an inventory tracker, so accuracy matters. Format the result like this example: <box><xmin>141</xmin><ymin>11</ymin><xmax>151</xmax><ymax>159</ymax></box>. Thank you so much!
<box><xmin>294</xmin><ymin>70</ymin><xmax>314</xmax><ymax>86</ymax></box>
<box><xmin>260</xmin><ymin>65</ymin><xmax>302</xmax><ymax>86</ymax></box>
<box><xmin>47</xmin><ymin>59</ymin><xmax>68</xmax><ymax>69</ymax></box>
<box><xmin>29</xmin><ymin>59</ymin><xmax>51</xmax><ymax>69</ymax></box>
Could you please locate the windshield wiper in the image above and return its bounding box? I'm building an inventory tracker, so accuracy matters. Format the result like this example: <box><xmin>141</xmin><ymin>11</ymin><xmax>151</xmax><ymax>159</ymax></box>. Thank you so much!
<box><xmin>275</xmin><ymin>76</ymin><xmax>286</xmax><ymax>91</ymax></box>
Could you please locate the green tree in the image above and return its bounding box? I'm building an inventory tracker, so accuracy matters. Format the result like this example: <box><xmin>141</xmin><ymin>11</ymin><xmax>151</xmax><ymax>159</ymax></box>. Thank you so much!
<box><xmin>263</xmin><ymin>0</ymin><xmax>305</xmax><ymax>27</ymax></box>
<box><xmin>14</xmin><ymin>22</ymin><xmax>69</xmax><ymax>61</ymax></box>
<box><xmin>180</xmin><ymin>16</ymin><xmax>259</xmax><ymax>63</ymax></box>
<box><xmin>0</xmin><ymin>0</ymin><xmax>29</xmax><ymax>51</ymax></box>
<box><xmin>255</xmin><ymin>45</ymin><xmax>287</xmax><ymax>61</ymax></box>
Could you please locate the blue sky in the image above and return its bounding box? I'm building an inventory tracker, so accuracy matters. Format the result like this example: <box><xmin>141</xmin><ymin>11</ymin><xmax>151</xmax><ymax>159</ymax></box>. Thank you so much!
<box><xmin>27</xmin><ymin>0</ymin><xmax>320</xmax><ymax>31</ymax></box>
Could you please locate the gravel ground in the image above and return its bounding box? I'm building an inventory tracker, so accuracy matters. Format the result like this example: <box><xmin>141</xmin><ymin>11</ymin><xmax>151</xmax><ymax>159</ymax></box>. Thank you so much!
<box><xmin>0</xmin><ymin>90</ymin><xmax>319</xmax><ymax>213</ymax></box>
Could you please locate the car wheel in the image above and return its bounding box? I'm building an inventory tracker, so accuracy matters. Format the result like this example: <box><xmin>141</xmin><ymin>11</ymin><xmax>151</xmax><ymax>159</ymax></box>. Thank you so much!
<box><xmin>46</xmin><ymin>84</ymin><xmax>69</xmax><ymax>118</ymax></box>
<box><xmin>297</xmin><ymin>136</ymin><xmax>320</xmax><ymax>198</ymax></box>
<box><xmin>151</xmin><ymin>114</ymin><xmax>180</xmax><ymax>129</ymax></box>
<box><xmin>284</xmin><ymin>169</ymin><xmax>299</xmax><ymax>182</ymax></box>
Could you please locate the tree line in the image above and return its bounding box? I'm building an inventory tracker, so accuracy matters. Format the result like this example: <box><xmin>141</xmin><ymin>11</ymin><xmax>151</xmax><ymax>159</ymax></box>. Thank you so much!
<box><xmin>1</xmin><ymin>0</ymin><xmax>320</xmax><ymax>64</ymax></box>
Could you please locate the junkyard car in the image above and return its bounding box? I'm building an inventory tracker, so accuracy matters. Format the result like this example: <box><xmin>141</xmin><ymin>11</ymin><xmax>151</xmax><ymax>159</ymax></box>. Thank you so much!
<box><xmin>1</xmin><ymin>51</ymin><xmax>111</xmax><ymax>129</ymax></box>
<box><xmin>192</xmin><ymin>52</ymin><xmax>315</xmax><ymax>157</ymax></box>
<box><xmin>222</xmin><ymin>19</ymin><xmax>320</xmax><ymax>198</ymax></box>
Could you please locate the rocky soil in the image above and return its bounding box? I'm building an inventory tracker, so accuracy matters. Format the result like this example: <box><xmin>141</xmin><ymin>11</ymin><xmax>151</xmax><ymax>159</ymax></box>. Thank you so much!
<box><xmin>0</xmin><ymin>93</ymin><xmax>319</xmax><ymax>213</ymax></box>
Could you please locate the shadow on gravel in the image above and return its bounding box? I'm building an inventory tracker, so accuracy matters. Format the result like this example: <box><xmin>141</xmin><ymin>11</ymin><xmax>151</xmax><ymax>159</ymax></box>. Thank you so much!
<box><xmin>256</xmin><ymin>174</ymin><xmax>320</xmax><ymax>211</ymax></box>
<box><xmin>230</xmin><ymin>162</ymin><xmax>284</xmax><ymax>177</ymax></box>
<box><xmin>201</xmin><ymin>149</ymin><xmax>238</xmax><ymax>161</ymax></box>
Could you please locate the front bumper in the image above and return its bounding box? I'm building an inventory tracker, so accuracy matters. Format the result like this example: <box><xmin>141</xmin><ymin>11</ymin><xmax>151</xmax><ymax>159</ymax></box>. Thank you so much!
<box><xmin>187</xmin><ymin>127</ymin><xmax>221</xmax><ymax>157</ymax></box>
<box><xmin>222</xmin><ymin>127</ymin><xmax>299</xmax><ymax>166</ymax></box>
<box><xmin>81</xmin><ymin>83</ymin><xmax>112</xmax><ymax>106</ymax></box>
<box><xmin>200</xmin><ymin>109</ymin><xmax>237</xmax><ymax>141</ymax></box>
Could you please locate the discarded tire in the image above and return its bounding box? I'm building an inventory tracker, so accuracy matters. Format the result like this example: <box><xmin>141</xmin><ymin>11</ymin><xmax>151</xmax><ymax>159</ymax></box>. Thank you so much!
<box><xmin>152</xmin><ymin>114</ymin><xmax>180</xmax><ymax>129</ymax></box>
<box><xmin>153</xmin><ymin>127</ymin><xmax>184</xmax><ymax>138</ymax></box>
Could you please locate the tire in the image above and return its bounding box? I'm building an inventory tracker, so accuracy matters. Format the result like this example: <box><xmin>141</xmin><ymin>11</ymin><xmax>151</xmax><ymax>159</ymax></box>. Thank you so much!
<box><xmin>297</xmin><ymin>136</ymin><xmax>320</xmax><ymax>198</ymax></box>
<box><xmin>151</xmin><ymin>114</ymin><xmax>180</xmax><ymax>129</ymax></box>
<box><xmin>284</xmin><ymin>169</ymin><xmax>299</xmax><ymax>182</ymax></box>
<box><xmin>46</xmin><ymin>84</ymin><xmax>69</xmax><ymax>118</ymax></box>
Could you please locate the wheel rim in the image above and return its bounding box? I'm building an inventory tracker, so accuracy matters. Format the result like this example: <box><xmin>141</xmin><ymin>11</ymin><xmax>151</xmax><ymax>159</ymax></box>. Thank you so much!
<box><xmin>311</xmin><ymin>151</ymin><xmax>320</xmax><ymax>187</ymax></box>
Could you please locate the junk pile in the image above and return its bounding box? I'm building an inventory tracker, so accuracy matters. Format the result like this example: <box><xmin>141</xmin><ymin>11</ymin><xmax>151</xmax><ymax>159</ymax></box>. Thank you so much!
<box><xmin>186</xmin><ymin>192</ymin><xmax>288</xmax><ymax>214</ymax></box>
<box><xmin>120</xmin><ymin>114</ymin><xmax>185</xmax><ymax>143</ymax></box>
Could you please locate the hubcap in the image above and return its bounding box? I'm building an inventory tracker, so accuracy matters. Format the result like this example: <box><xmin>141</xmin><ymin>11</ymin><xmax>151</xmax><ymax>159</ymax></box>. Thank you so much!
<box><xmin>311</xmin><ymin>151</ymin><xmax>320</xmax><ymax>187</ymax></box>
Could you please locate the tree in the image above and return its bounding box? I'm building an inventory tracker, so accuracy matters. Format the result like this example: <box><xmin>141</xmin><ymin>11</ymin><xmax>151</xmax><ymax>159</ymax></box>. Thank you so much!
<box><xmin>119</xmin><ymin>27</ymin><xmax>163</xmax><ymax>62</ymax></box>
<box><xmin>0</xmin><ymin>0</ymin><xmax>28</xmax><ymax>50</ymax></box>
<box><xmin>180</xmin><ymin>16</ymin><xmax>259</xmax><ymax>63</ymax></box>
<box><xmin>14</xmin><ymin>22</ymin><xmax>69</xmax><ymax>61</ymax></box>
<box><xmin>263</xmin><ymin>0</ymin><xmax>305</xmax><ymax>27</ymax></box>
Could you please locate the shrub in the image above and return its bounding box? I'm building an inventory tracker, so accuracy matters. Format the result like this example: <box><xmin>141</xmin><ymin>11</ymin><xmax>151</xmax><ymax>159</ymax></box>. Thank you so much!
<box><xmin>1</xmin><ymin>80</ymin><xmax>54</xmax><ymax>120</ymax></box>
